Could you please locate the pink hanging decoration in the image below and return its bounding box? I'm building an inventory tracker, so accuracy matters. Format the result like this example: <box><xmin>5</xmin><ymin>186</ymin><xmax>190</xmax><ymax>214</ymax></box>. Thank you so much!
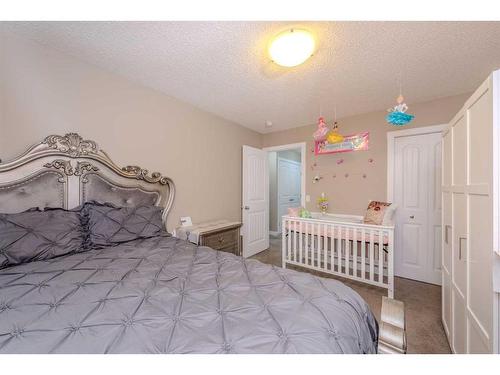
<box><xmin>313</xmin><ymin>117</ymin><xmax>329</xmax><ymax>142</ymax></box>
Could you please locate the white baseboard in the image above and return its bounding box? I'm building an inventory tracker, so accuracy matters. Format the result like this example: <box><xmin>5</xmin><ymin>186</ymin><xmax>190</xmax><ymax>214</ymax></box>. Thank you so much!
<box><xmin>269</xmin><ymin>230</ymin><xmax>281</xmax><ymax>237</ymax></box>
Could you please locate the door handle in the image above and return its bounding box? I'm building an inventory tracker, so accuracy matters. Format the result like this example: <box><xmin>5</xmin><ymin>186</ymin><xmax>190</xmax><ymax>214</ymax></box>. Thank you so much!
<box><xmin>243</xmin><ymin>206</ymin><xmax>250</xmax><ymax>210</ymax></box>
<box><xmin>289</xmin><ymin>198</ymin><xmax>294</xmax><ymax>202</ymax></box>
<box><xmin>458</xmin><ymin>236</ymin><xmax>466</xmax><ymax>260</ymax></box>
<box><xmin>409</xmin><ymin>215</ymin><xmax>415</xmax><ymax>219</ymax></box>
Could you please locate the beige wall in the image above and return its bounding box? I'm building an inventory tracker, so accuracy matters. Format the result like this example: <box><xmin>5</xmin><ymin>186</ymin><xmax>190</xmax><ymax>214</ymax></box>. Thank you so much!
<box><xmin>0</xmin><ymin>30</ymin><xmax>473</xmax><ymax>231</ymax></box>
<box><xmin>0</xmin><ymin>31</ymin><xmax>262</xmax><ymax>231</ymax></box>
<box><xmin>262</xmin><ymin>93</ymin><xmax>470</xmax><ymax>216</ymax></box>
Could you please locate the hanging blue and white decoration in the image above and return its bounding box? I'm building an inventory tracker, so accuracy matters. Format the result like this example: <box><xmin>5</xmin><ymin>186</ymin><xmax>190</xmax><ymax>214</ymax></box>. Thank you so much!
<box><xmin>386</xmin><ymin>73</ymin><xmax>414</xmax><ymax>126</ymax></box>
<box><xmin>386</xmin><ymin>94</ymin><xmax>414</xmax><ymax>126</ymax></box>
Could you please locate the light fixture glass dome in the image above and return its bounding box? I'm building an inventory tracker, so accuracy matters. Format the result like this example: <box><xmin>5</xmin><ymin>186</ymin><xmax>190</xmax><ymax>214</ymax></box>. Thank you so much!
<box><xmin>268</xmin><ymin>29</ymin><xmax>315</xmax><ymax>67</ymax></box>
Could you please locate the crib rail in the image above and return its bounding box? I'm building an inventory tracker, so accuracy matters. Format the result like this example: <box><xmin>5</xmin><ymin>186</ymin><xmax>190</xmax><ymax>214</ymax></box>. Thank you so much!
<box><xmin>282</xmin><ymin>215</ymin><xmax>394</xmax><ymax>298</ymax></box>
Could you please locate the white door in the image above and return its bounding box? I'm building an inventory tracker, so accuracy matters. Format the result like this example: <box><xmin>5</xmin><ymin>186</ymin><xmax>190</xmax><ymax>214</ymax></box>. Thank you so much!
<box><xmin>441</xmin><ymin>128</ymin><xmax>453</xmax><ymax>343</ymax></box>
<box><xmin>394</xmin><ymin>131</ymin><xmax>442</xmax><ymax>285</ymax></box>
<box><xmin>277</xmin><ymin>158</ymin><xmax>301</xmax><ymax>233</ymax></box>
<box><xmin>242</xmin><ymin>145</ymin><xmax>269</xmax><ymax>257</ymax></box>
<box><xmin>441</xmin><ymin>73</ymin><xmax>497</xmax><ymax>354</ymax></box>
<box><xmin>451</xmin><ymin>114</ymin><xmax>468</xmax><ymax>353</ymax></box>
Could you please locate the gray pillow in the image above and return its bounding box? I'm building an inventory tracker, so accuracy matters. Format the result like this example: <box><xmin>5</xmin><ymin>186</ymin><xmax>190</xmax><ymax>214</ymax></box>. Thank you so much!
<box><xmin>0</xmin><ymin>208</ymin><xmax>84</xmax><ymax>269</ymax></box>
<box><xmin>83</xmin><ymin>202</ymin><xmax>165</xmax><ymax>246</ymax></box>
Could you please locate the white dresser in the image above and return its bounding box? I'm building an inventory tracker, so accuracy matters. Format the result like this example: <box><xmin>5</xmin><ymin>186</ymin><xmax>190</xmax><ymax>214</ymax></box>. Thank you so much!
<box><xmin>442</xmin><ymin>70</ymin><xmax>500</xmax><ymax>353</ymax></box>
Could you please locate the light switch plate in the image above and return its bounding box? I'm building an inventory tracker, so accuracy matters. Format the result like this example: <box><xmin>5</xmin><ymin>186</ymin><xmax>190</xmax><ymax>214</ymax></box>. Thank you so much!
<box><xmin>306</xmin><ymin>195</ymin><xmax>311</xmax><ymax>202</ymax></box>
<box><xmin>180</xmin><ymin>216</ymin><xmax>192</xmax><ymax>227</ymax></box>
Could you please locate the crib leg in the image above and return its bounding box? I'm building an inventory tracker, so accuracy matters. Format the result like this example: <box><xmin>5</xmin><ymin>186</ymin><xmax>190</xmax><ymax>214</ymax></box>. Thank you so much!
<box><xmin>282</xmin><ymin>218</ymin><xmax>286</xmax><ymax>268</ymax></box>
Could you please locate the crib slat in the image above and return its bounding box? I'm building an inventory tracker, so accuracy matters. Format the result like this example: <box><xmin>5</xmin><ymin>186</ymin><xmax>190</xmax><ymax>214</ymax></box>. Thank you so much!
<box><xmin>388</xmin><ymin>229</ymin><xmax>394</xmax><ymax>298</ymax></box>
<box><xmin>317</xmin><ymin>223</ymin><xmax>321</xmax><ymax>268</ymax></box>
<box><xmin>299</xmin><ymin>221</ymin><xmax>303</xmax><ymax>264</ymax></box>
<box><xmin>292</xmin><ymin>220</ymin><xmax>297</xmax><ymax>262</ymax></box>
<box><xmin>345</xmin><ymin>226</ymin><xmax>350</xmax><ymax>276</ymax></box>
<box><xmin>316</xmin><ymin>221</ymin><xmax>321</xmax><ymax>268</ymax></box>
<box><xmin>287</xmin><ymin>219</ymin><xmax>291</xmax><ymax>262</ymax></box>
<box><xmin>378</xmin><ymin>229</ymin><xmax>384</xmax><ymax>284</ymax></box>
<box><xmin>282</xmin><ymin>218</ymin><xmax>287</xmax><ymax>268</ymax></box>
<box><xmin>311</xmin><ymin>222</ymin><xmax>315</xmax><ymax>267</ymax></box>
<box><xmin>305</xmin><ymin>222</ymin><xmax>310</xmax><ymax>265</ymax></box>
<box><xmin>330</xmin><ymin>223</ymin><xmax>335</xmax><ymax>272</ymax></box>
<box><xmin>353</xmin><ymin>226</ymin><xmax>358</xmax><ymax>278</ymax></box>
<box><xmin>316</xmin><ymin>223</ymin><xmax>320</xmax><ymax>269</ymax></box>
<box><xmin>361</xmin><ymin>228</ymin><xmax>366</xmax><ymax>280</ymax></box>
<box><xmin>337</xmin><ymin>225</ymin><xmax>342</xmax><ymax>273</ymax></box>
<box><xmin>369</xmin><ymin>230</ymin><xmax>375</xmax><ymax>281</ymax></box>
<box><xmin>323</xmin><ymin>223</ymin><xmax>328</xmax><ymax>270</ymax></box>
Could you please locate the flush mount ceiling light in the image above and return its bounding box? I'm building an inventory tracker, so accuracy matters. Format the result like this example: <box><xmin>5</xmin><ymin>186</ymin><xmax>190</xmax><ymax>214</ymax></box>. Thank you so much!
<box><xmin>268</xmin><ymin>29</ymin><xmax>315</xmax><ymax>67</ymax></box>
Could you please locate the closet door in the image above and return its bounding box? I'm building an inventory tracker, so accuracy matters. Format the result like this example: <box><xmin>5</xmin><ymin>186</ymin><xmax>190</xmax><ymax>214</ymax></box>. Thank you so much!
<box><xmin>445</xmin><ymin>73</ymin><xmax>496</xmax><ymax>354</ymax></box>
<box><xmin>441</xmin><ymin>127</ymin><xmax>453</xmax><ymax>343</ymax></box>
<box><xmin>394</xmin><ymin>132</ymin><xmax>442</xmax><ymax>285</ymax></box>
<box><xmin>466</xmin><ymin>77</ymin><xmax>493</xmax><ymax>353</ymax></box>
<box><xmin>451</xmin><ymin>114</ymin><xmax>467</xmax><ymax>354</ymax></box>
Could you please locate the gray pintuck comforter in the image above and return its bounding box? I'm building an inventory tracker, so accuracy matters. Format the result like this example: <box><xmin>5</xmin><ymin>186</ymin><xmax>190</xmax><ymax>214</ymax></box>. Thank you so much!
<box><xmin>0</xmin><ymin>236</ymin><xmax>378</xmax><ymax>353</ymax></box>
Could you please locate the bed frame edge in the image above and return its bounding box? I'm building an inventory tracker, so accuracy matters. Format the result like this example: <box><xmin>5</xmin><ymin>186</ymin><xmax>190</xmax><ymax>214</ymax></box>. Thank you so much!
<box><xmin>378</xmin><ymin>296</ymin><xmax>407</xmax><ymax>354</ymax></box>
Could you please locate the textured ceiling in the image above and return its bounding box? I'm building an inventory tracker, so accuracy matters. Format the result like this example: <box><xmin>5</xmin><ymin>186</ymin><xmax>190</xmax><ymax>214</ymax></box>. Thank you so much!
<box><xmin>3</xmin><ymin>21</ymin><xmax>500</xmax><ymax>133</ymax></box>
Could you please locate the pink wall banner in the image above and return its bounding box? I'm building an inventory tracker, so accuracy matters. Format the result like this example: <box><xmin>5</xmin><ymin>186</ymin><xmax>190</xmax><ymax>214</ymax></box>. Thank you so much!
<box><xmin>315</xmin><ymin>131</ymin><xmax>370</xmax><ymax>155</ymax></box>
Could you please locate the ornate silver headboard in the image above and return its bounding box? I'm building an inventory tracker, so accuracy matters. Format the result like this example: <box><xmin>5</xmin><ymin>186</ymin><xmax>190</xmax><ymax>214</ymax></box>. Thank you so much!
<box><xmin>0</xmin><ymin>133</ymin><xmax>175</xmax><ymax>225</ymax></box>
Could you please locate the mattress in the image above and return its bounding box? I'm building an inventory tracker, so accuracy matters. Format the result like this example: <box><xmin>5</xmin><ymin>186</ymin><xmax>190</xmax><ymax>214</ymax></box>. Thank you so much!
<box><xmin>0</xmin><ymin>236</ymin><xmax>378</xmax><ymax>353</ymax></box>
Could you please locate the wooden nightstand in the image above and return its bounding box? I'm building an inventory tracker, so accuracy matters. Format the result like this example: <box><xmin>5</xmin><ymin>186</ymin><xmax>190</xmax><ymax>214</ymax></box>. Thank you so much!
<box><xmin>174</xmin><ymin>220</ymin><xmax>242</xmax><ymax>256</ymax></box>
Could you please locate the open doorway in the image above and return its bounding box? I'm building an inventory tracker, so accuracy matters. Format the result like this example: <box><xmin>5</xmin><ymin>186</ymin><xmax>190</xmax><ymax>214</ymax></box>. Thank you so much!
<box><xmin>241</xmin><ymin>142</ymin><xmax>305</xmax><ymax>258</ymax></box>
<box><xmin>264</xmin><ymin>143</ymin><xmax>306</xmax><ymax>238</ymax></box>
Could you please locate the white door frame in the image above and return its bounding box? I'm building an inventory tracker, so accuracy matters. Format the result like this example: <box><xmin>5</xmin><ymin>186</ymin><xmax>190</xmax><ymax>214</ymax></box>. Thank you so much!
<box><xmin>263</xmin><ymin>142</ymin><xmax>306</xmax><ymax>236</ymax></box>
<box><xmin>387</xmin><ymin>124</ymin><xmax>447</xmax><ymax>202</ymax></box>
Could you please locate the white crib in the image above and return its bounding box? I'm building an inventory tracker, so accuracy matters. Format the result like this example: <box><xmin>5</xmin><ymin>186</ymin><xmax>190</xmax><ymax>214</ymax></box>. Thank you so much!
<box><xmin>281</xmin><ymin>213</ymin><xmax>395</xmax><ymax>298</ymax></box>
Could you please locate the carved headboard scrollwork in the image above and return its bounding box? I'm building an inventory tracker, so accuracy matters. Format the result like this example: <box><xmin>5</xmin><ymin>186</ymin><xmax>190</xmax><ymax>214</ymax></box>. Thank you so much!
<box><xmin>0</xmin><ymin>133</ymin><xmax>175</xmax><ymax>226</ymax></box>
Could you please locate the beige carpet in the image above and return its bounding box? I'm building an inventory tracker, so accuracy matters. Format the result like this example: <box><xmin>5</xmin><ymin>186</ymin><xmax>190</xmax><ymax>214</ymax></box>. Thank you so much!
<box><xmin>251</xmin><ymin>237</ymin><xmax>451</xmax><ymax>354</ymax></box>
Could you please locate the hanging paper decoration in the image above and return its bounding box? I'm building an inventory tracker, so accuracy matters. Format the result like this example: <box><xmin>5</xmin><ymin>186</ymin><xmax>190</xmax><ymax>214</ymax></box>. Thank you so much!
<box><xmin>313</xmin><ymin>117</ymin><xmax>329</xmax><ymax>142</ymax></box>
<box><xmin>314</xmin><ymin>104</ymin><xmax>360</xmax><ymax>154</ymax></box>
<box><xmin>315</xmin><ymin>131</ymin><xmax>369</xmax><ymax>155</ymax></box>
<box><xmin>386</xmin><ymin>94</ymin><xmax>414</xmax><ymax>126</ymax></box>
<box><xmin>387</xmin><ymin>72</ymin><xmax>414</xmax><ymax>126</ymax></box>
<box><xmin>326</xmin><ymin>121</ymin><xmax>345</xmax><ymax>144</ymax></box>
<box><xmin>326</xmin><ymin>105</ymin><xmax>344</xmax><ymax>144</ymax></box>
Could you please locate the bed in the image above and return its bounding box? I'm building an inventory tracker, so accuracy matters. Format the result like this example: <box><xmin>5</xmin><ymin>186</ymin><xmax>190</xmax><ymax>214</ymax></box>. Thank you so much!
<box><xmin>0</xmin><ymin>133</ymin><xmax>400</xmax><ymax>354</ymax></box>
